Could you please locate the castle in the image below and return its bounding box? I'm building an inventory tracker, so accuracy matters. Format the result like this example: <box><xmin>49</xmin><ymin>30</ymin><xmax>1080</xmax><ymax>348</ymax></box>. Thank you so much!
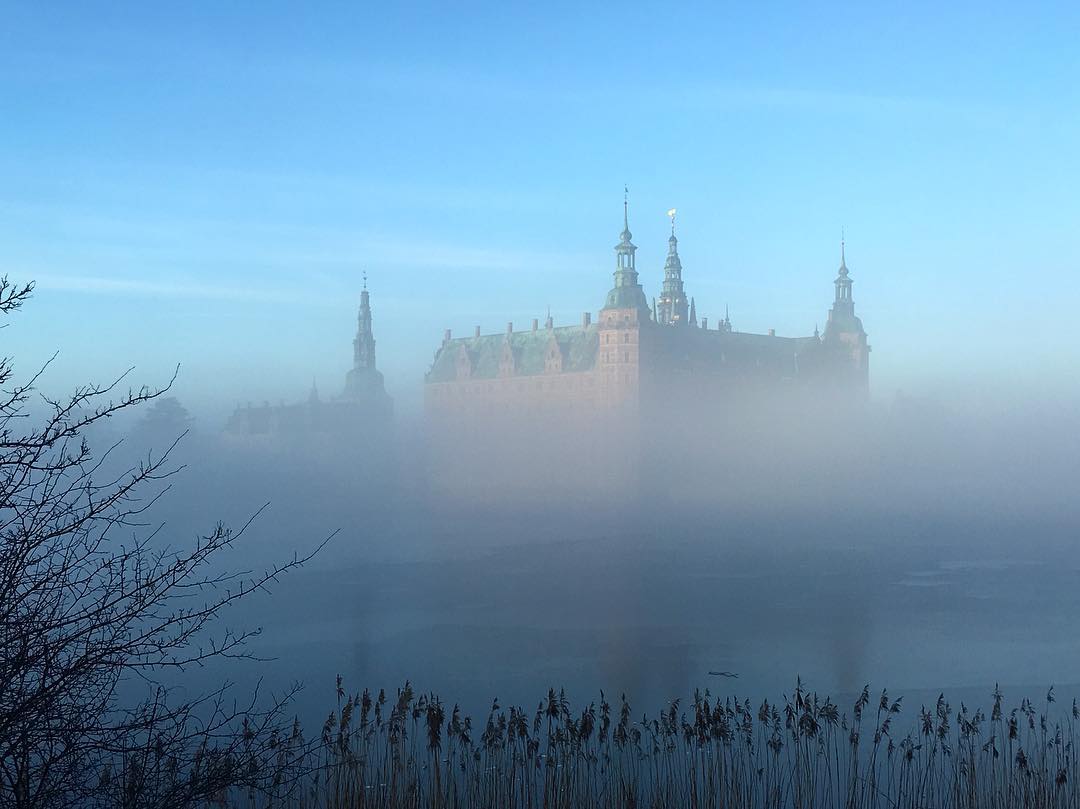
<box><xmin>224</xmin><ymin>199</ymin><xmax>870</xmax><ymax>454</ymax></box>
<box><xmin>424</xmin><ymin>200</ymin><xmax>869</xmax><ymax>423</ymax></box>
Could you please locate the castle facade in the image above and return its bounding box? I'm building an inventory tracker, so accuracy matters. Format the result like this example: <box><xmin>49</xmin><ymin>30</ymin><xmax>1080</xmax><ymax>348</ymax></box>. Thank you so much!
<box><xmin>424</xmin><ymin>202</ymin><xmax>869</xmax><ymax>423</ymax></box>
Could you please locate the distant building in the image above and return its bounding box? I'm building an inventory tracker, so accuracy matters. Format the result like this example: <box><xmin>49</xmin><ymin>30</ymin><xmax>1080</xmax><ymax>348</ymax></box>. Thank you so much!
<box><xmin>226</xmin><ymin>280</ymin><xmax>392</xmax><ymax>440</ymax></box>
<box><xmin>424</xmin><ymin>200</ymin><xmax>869</xmax><ymax>423</ymax></box>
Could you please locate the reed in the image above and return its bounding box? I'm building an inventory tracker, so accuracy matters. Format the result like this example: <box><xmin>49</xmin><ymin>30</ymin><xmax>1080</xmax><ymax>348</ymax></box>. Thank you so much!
<box><xmin>220</xmin><ymin>679</ymin><xmax>1080</xmax><ymax>808</ymax></box>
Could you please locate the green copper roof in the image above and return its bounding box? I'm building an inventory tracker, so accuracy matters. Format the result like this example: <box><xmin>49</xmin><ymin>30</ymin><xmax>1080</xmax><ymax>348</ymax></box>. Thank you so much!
<box><xmin>426</xmin><ymin>324</ymin><xmax>599</xmax><ymax>383</ymax></box>
<box><xmin>602</xmin><ymin>285</ymin><xmax>650</xmax><ymax>312</ymax></box>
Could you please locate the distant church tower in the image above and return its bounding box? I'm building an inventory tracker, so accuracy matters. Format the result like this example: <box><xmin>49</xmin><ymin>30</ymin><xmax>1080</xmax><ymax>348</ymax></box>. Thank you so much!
<box><xmin>343</xmin><ymin>274</ymin><xmax>393</xmax><ymax>412</ymax></box>
<box><xmin>822</xmin><ymin>238</ymin><xmax>870</xmax><ymax>389</ymax></box>
<box><xmin>656</xmin><ymin>209</ymin><xmax>690</xmax><ymax>326</ymax></box>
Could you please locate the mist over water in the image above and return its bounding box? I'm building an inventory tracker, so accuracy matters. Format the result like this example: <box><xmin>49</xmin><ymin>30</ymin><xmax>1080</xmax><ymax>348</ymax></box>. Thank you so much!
<box><xmin>98</xmin><ymin>383</ymin><xmax>1080</xmax><ymax>724</ymax></box>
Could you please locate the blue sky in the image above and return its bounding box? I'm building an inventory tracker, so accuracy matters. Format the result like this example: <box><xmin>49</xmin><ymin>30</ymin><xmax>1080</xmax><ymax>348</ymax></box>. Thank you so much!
<box><xmin>1</xmin><ymin>2</ymin><xmax>1078</xmax><ymax>416</ymax></box>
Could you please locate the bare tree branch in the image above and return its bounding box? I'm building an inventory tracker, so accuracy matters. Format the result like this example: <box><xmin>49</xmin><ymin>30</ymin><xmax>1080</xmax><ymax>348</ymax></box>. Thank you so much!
<box><xmin>0</xmin><ymin>280</ymin><xmax>327</xmax><ymax>808</ymax></box>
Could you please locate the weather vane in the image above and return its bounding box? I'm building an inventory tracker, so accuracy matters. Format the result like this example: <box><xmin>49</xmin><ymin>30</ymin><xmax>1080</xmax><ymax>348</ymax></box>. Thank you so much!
<box><xmin>668</xmin><ymin>208</ymin><xmax>677</xmax><ymax>235</ymax></box>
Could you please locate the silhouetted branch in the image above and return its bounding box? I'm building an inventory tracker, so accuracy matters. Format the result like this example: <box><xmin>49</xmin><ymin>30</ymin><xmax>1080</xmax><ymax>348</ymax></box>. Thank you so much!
<box><xmin>0</xmin><ymin>281</ymin><xmax>325</xmax><ymax>808</ymax></box>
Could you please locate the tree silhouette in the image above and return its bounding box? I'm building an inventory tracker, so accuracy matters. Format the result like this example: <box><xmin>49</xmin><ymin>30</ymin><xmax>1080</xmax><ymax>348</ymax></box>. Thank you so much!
<box><xmin>133</xmin><ymin>395</ymin><xmax>195</xmax><ymax>443</ymax></box>
<box><xmin>0</xmin><ymin>278</ymin><xmax>324</xmax><ymax>808</ymax></box>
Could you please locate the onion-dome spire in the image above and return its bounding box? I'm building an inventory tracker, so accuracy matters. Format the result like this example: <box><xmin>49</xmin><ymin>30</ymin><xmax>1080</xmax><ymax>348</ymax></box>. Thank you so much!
<box><xmin>824</xmin><ymin>232</ymin><xmax>866</xmax><ymax>343</ymax></box>
<box><xmin>834</xmin><ymin>232</ymin><xmax>853</xmax><ymax>304</ymax></box>
<box><xmin>602</xmin><ymin>186</ymin><xmax>651</xmax><ymax>316</ymax></box>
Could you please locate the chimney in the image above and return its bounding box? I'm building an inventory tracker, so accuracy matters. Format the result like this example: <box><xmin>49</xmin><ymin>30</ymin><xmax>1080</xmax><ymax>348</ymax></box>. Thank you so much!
<box><xmin>474</xmin><ymin>325</ymin><xmax>481</xmax><ymax>338</ymax></box>
<box><xmin>582</xmin><ymin>312</ymin><xmax>591</xmax><ymax>327</ymax></box>
<box><xmin>506</xmin><ymin>321</ymin><xmax>513</xmax><ymax>336</ymax></box>
<box><xmin>443</xmin><ymin>328</ymin><xmax>452</xmax><ymax>345</ymax></box>
<box><xmin>768</xmin><ymin>328</ymin><xmax>776</xmax><ymax>337</ymax></box>
<box><xmin>701</xmin><ymin>317</ymin><xmax>708</xmax><ymax>330</ymax></box>
<box><xmin>532</xmin><ymin>318</ymin><xmax>539</xmax><ymax>332</ymax></box>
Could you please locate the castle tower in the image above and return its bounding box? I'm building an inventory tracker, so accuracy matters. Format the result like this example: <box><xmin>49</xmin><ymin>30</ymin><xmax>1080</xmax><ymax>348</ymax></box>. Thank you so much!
<box><xmin>343</xmin><ymin>274</ymin><xmax>393</xmax><ymax>411</ymax></box>
<box><xmin>822</xmin><ymin>237</ymin><xmax>870</xmax><ymax>388</ymax></box>
<box><xmin>598</xmin><ymin>190</ymin><xmax>650</xmax><ymax>410</ymax></box>
<box><xmin>353</xmin><ymin>276</ymin><xmax>376</xmax><ymax>371</ymax></box>
<box><xmin>602</xmin><ymin>188</ymin><xmax>652</xmax><ymax>317</ymax></box>
<box><xmin>656</xmin><ymin>209</ymin><xmax>690</xmax><ymax>326</ymax></box>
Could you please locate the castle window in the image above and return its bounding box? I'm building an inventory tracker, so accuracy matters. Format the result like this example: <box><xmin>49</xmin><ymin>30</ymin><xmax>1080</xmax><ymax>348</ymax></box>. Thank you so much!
<box><xmin>623</xmin><ymin>333</ymin><xmax>629</xmax><ymax>343</ymax></box>
<box><xmin>623</xmin><ymin>351</ymin><xmax>629</xmax><ymax>362</ymax></box>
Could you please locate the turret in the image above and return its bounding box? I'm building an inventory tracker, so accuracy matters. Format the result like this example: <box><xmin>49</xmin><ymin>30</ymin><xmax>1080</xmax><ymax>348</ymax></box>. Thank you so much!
<box><xmin>656</xmin><ymin>208</ymin><xmax>690</xmax><ymax>326</ymax></box>
<box><xmin>597</xmin><ymin>188</ymin><xmax>649</xmax><ymax>411</ymax></box>
<box><xmin>823</xmin><ymin>237</ymin><xmax>865</xmax><ymax>341</ymax></box>
<box><xmin>343</xmin><ymin>273</ymin><xmax>393</xmax><ymax>411</ymax></box>
<box><xmin>822</xmin><ymin>236</ymin><xmax>870</xmax><ymax>390</ymax></box>
<box><xmin>353</xmin><ymin>275</ymin><xmax>376</xmax><ymax>371</ymax></box>
<box><xmin>601</xmin><ymin>188</ymin><xmax>652</xmax><ymax>318</ymax></box>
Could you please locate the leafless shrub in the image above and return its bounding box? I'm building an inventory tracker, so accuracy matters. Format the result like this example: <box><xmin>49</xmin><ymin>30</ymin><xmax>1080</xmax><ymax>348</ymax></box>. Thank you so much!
<box><xmin>0</xmin><ymin>278</ymin><xmax>325</xmax><ymax>808</ymax></box>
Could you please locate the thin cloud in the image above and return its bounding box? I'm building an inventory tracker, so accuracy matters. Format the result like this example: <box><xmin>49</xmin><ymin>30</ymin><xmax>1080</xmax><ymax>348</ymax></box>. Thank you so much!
<box><xmin>33</xmin><ymin>274</ymin><xmax>339</xmax><ymax>306</ymax></box>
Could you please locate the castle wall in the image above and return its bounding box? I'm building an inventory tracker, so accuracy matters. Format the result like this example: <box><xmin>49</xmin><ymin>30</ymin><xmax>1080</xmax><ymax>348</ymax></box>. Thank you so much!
<box><xmin>425</xmin><ymin>367</ymin><xmax>606</xmax><ymax>419</ymax></box>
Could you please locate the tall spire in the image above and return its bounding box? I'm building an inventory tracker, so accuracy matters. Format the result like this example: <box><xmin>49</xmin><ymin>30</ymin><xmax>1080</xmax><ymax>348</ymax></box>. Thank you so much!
<box><xmin>656</xmin><ymin>207</ymin><xmax>689</xmax><ymax>326</ymax></box>
<box><xmin>354</xmin><ymin>274</ymin><xmax>376</xmax><ymax>371</ymax></box>
<box><xmin>834</xmin><ymin>234</ymin><xmax>853</xmax><ymax>304</ymax></box>
<box><xmin>603</xmin><ymin>187</ymin><xmax>651</xmax><ymax>316</ymax></box>
<box><xmin>821</xmin><ymin>233</ymin><xmax>870</xmax><ymax>391</ymax></box>
<box><xmin>824</xmin><ymin>235</ymin><xmax>865</xmax><ymax>343</ymax></box>
<box><xmin>689</xmin><ymin>297</ymin><xmax>697</xmax><ymax>327</ymax></box>
<box><xmin>343</xmin><ymin>274</ymin><xmax>392</xmax><ymax>409</ymax></box>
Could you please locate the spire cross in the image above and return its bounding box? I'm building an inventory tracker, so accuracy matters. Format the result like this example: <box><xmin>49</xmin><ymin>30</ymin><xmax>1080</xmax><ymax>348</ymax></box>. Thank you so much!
<box><xmin>668</xmin><ymin>207</ymin><xmax>677</xmax><ymax>236</ymax></box>
<box><xmin>623</xmin><ymin>185</ymin><xmax>629</xmax><ymax>230</ymax></box>
<box><xmin>362</xmin><ymin>269</ymin><xmax>368</xmax><ymax>290</ymax></box>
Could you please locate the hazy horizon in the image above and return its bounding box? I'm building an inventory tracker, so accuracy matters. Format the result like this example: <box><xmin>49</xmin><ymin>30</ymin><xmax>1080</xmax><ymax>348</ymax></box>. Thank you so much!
<box><xmin>3</xmin><ymin>2</ymin><xmax>1080</xmax><ymax>417</ymax></box>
